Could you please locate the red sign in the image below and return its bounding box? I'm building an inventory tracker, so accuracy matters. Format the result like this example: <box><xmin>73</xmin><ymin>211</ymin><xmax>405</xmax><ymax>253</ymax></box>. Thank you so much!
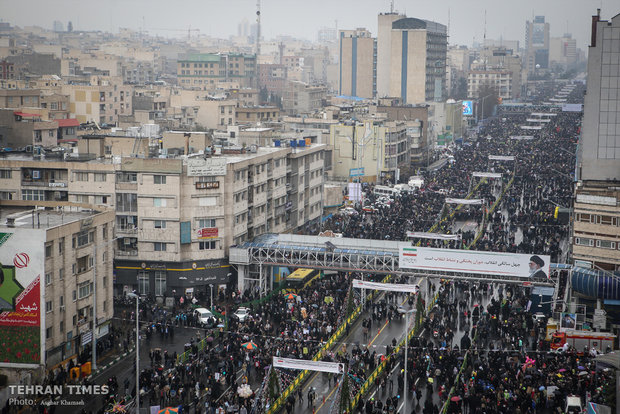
<box><xmin>197</xmin><ymin>228</ymin><xmax>218</xmax><ymax>239</ymax></box>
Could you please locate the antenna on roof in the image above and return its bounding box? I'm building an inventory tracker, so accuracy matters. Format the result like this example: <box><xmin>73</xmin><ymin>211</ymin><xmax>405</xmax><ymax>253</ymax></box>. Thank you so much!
<box><xmin>390</xmin><ymin>0</ymin><xmax>394</xmax><ymax>13</ymax></box>
<box><xmin>483</xmin><ymin>9</ymin><xmax>487</xmax><ymax>42</ymax></box>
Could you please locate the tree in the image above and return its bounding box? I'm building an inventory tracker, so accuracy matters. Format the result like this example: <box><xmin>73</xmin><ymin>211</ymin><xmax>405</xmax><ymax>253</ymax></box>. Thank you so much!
<box><xmin>345</xmin><ymin>283</ymin><xmax>355</xmax><ymax>318</ymax></box>
<box><xmin>477</xmin><ymin>84</ymin><xmax>499</xmax><ymax>121</ymax></box>
<box><xmin>267</xmin><ymin>366</ymin><xmax>280</xmax><ymax>403</ymax></box>
<box><xmin>338</xmin><ymin>374</ymin><xmax>351</xmax><ymax>413</ymax></box>
<box><xmin>67</xmin><ymin>21</ymin><xmax>73</xmax><ymax>32</ymax></box>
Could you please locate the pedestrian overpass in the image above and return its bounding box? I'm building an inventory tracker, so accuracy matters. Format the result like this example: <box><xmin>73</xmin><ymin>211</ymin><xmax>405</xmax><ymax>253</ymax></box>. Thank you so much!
<box><xmin>229</xmin><ymin>233</ymin><xmax>557</xmax><ymax>296</ymax></box>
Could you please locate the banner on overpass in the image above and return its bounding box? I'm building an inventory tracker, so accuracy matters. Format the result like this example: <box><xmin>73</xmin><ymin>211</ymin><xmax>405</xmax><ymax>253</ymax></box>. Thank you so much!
<box><xmin>445</xmin><ymin>198</ymin><xmax>484</xmax><ymax>205</ymax></box>
<box><xmin>562</xmin><ymin>103</ymin><xmax>583</xmax><ymax>112</ymax></box>
<box><xmin>510</xmin><ymin>135</ymin><xmax>535</xmax><ymax>140</ymax></box>
<box><xmin>399</xmin><ymin>246</ymin><xmax>551</xmax><ymax>279</ymax></box>
<box><xmin>352</xmin><ymin>279</ymin><xmax>420</xmax><ymax>293</ymax></box>
<box><xmin>473</xmin><ymin>172</ymin><xmax>502</xmax><ymax>178</ymax></box>
<box><xmin>272</xmin><ymin>357</ymin><xmax>345</xmax><ymax>374</ymax></box>
<box><xmin>406</xmin><ymin>232</ymin><xmax>460</xmax><ymax>241</ymax></box>
<box><xmin>489</xmin><ymin>155</ymin><xmax>515</xmax><ymax>161</ymax></box>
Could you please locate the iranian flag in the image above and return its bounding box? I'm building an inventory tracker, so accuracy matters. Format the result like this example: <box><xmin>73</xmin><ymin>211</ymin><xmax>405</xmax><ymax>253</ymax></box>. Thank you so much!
<box><xmin>402</xmin><ymin>247</ymin><xmax>417</xmax><ymax>257</ymax></box>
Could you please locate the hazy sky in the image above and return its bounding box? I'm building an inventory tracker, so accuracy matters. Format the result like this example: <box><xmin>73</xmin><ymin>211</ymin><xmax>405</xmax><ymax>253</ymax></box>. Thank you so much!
<box><xmin>1</xmin><ymin>0</ymin><xmax>618</xmax><ymax>49</ymax></box>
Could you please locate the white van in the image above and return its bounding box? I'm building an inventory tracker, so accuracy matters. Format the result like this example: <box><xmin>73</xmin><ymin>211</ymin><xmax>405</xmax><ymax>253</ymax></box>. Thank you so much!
<box><xmin>373</xmin><ymin>185</ymin><xmax>400</xmax><ymax>198</ymax></box>
<box><xmin>408</xmin><ymin>176</ymin><xmax>424</xmax><ymax>189</ymax></box>
<box><xmin>565</xmin><ymin>396</ymin><xmax>582</xmax><ymax>413</ymax></box>
<box><xmin>393</xmin><ymin>184</ymin><xmax>412</xmax><ymax>193</ymax></box>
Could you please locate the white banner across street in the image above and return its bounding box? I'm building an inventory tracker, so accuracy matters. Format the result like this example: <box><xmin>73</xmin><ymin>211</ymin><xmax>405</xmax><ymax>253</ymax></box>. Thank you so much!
<box><xmin>472</xmin><ymin>172</ymin><xmax>502</xmax><ymax>178</ymax></box>
<box><xmin>272</xmin><ymin>357</ymin><xmax>345</xmax><ymax>374</ymax></box>
<box><xmin>352</xmin><ymin>279</ymin><xmax>420</xmax><ymax>293</ymax></box>
<box><xmin>488</xmin><ymin>155</ymin><xmax>515</xmax><ymax>161</ymax></box>
<box><xmin>510</xmin><ymin>135</ymin><xmax>535</xmax><ymax>140</ymax></box>
<box><xmin>406</xmin><ymin>232</ymin><xmax>460</xmax><ymax>241</ymax></box>
<box><xmin>445</xmin><ymin>198</ymin><xmax>484</xmax><ymax>205</ymax></box>
<box><xmin>520</xmin><ymin>125</ymin><xmax>542</xmax><ymax>130</ymax></box>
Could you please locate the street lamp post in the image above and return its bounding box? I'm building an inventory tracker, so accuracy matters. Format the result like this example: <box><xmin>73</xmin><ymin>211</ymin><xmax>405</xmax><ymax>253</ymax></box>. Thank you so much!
<box><xmin>209</xmin><ymin>284</ymin><xmax>213</xmax><ymax>310</ymax></box>
<box><xmin>127</xmin><ymin>292</ymin><xmax>140</xmax><ymax>414</ymax></box>
<box><xmin>398</xmin><ymin>307</ymin><xmax>416</xmax><ymax>414</ymax></box>
<box><xmin>478</xmin><ymin>94</ymin><xmax>494</xmax><ymax>124</ymax></box>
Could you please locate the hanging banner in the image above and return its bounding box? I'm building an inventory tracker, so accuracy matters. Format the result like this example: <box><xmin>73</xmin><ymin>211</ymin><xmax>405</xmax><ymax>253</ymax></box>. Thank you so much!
<box><xmin>520</xmin><ymin>125</ymin><xmax>543</xmax><ymax>130</ymax></box>
<box><xmin>526</xmin><ymin>118</ymin><xmax>552</xmax><ymax>123</ymax></box>
<box><xmin>562</xmin><ymin>104</ymin><xmax>583</xmax><ymax>112</ymax></box>
<box><xmin>488</xmin><ymin>155</ymin><xmax>515</xmax><ymax>161</ymax></box>
<box><xmin>352</xmin><ymin>279</ymin><xmax>419</xmax><ymax>293</ymax></box>
<box><xmin>510</xmin><ymin>135</ymin><xmax>535</xmax><ymax>140</ymax></box>
<box><xmin>398</xmin><ymin>245</ymin><xmax>551</xmax><ymax>279</ymax></box>
<box><xmin>272</xmin><ymin>357</ymin><xmax>345</xmax><ymax>374</ymax></box>
<box><xmin>445</xmin><ymin>198</ymin><xmax>484</xmax><ymax>205</ymax></box>
<box><xmin>472</xmin><ymin>172</ymin><xmax>502</xmax><ymax>178</ymax></box>
<box><xmin>0</xmin><ymin>229</ymin><xmax>45</xmax><ymax>368</ymax></box>
<box><xmin>406</xmin><ymin>232</ymin><xmax>460</xmax><ymax>241</ymax></box>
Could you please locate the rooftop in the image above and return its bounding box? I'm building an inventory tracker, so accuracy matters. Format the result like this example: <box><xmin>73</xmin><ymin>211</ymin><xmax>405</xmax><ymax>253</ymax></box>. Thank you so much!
<box><xmin>0</xmin><ymin>207</ymin><xmax>100</xmax><ymax>230</ymax></box>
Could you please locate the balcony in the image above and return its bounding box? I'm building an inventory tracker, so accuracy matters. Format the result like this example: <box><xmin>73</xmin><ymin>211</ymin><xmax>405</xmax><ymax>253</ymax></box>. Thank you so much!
<box><xmin>116</xmin><ymin>226</ymin><xmax>138</xmax><ymax>235</ymax></box>
<box><xmin>115</xmin><ymin>250</ymin><xmax>138</xmax><ymax>257</ymax></box>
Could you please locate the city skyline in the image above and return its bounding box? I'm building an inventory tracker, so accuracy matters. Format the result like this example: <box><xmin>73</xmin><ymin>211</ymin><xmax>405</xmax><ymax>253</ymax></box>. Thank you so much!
<box><xmin>1</xmin><ymin>0</ymin><xmax>618</xmax><ymax>49</ymax></box>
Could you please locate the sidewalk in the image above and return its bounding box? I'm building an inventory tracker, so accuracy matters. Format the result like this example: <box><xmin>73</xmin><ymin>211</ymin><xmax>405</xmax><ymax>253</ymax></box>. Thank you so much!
<box><xmin>88</xmin><ymin>346</ymin><xmax>136</xmax><ymax>380</ymax></box>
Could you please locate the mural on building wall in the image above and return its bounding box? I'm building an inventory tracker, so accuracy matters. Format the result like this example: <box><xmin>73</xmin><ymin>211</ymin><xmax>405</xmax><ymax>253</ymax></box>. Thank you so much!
<box><xmin>0</xmin><ymin>230</ymin><xmax>44</xmax><ymax>367</ymax></box>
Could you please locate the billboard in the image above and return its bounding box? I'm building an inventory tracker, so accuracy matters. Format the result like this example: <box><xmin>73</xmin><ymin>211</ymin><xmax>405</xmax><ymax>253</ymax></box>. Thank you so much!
<box><xmin>560</xmin><ymin>312</ymin><xmax>577</xmax><ymax>330</ymax></box>
<box><xmin>462</xmin><ymin>101</ymin><xmax>473</xmax><ymax>116</ymax></box>
<box><xmin>399</xmin><ymin>245</ymin><xmax>551</xmax><ymax>279</ymax></box>
<box><xmin>273</xmin><ymin>357</ymin><xmax>344</xmax><ymax>374</ymax></box>
<box><xmin>197</xmin><ymin>227</ymin><xmax>218</xmax><ymax>239</ymax></box>
<box><xmin>187</xmin><ymin>157</ymin><xmax>227</xmax><ymax>177</ymax></box>
<box><xmin>0</xmin><ymin>230</ymin><xmax>45</xmax><ymax>368</ymax></box>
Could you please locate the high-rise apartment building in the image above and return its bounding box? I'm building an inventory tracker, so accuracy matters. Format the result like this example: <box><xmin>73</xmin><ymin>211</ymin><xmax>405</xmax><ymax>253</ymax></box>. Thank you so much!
<box><xmin>377</xmin><ymin>13</ymin><xmax>405</xmax><ymax>98</ymax></box>
<box><xmin>388</xmin><ymin>18</ymin><xmax>448</xmax><ymax>104</ymax></box>
<box><xmin>525</xmin><ymin>16</ymin><xmax>551</xmax><ymax>74</ymax></box>
<box><xmin>339</xmin><ymin>28</ymin><xmax>376</xmax><ymax>99</ymax></box>
<box><xmin>572</xmin><ymin>11</ymin><xmax>620</xmax><ymax>272</ymax></box>
<box><xmin>177</xmin><ymin>53</ymin><xmax>256</xmax><ymax>90</ymax></box>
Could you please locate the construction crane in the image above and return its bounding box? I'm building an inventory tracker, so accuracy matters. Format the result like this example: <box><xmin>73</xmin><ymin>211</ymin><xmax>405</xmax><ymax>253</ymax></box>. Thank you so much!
<box><xmin>147</xmin><ymin>26</ymin><xmax>200</xmax><ymax>42</ymax></box>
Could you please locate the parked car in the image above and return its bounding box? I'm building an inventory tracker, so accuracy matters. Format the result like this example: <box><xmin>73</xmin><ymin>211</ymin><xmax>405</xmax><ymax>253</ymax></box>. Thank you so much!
<box><xmin>194</xmin><ymin>307</ymin><xmax>216</xmax><ymax>327</ymax></box>
<box><xmin>234</xmin><ymin>307</ymin><xmax>251</xmax><ymax>322</ymax></box>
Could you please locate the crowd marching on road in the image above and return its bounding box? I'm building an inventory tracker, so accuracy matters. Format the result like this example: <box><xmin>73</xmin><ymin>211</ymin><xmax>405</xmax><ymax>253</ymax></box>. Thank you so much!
<box><xmin>25</xmin><ymin>79</ymin><xmax>616</xmax><ymax>414</ymax></box>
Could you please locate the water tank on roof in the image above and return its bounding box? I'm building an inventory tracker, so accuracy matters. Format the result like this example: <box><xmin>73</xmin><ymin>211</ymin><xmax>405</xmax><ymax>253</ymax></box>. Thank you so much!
<box><xmin>298</xmin><ymin>139</ymin><xmax>305</xmax><ymax>147</ymax></box>
<box><xmin>290</xmin><ymin>140</ymin><xmax>297</xmax><ymax>147</ymax></box>
<box><xmin>274</xmin><ymin>140</ymin><xmax>281</xmax><ymax>147</ymax></box>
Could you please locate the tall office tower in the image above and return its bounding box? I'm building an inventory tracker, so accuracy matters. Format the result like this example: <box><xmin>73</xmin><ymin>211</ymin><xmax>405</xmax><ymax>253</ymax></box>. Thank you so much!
<box><xmin>377</xmin><ymin>12</ymin><xmax>405</xmax><ymax>98</ymax></box>
<box><xmin>525</xmin><ymin>16</ymin><xmax>550</xmax><ymax>75</ymax></box>
<box><xmin>339</xmin><ymin>28</ymin><xmax>376</xmax><ymax>98</ymax></box>
<box><xmin>388</xmin><ymin>18</ymin><xmax>448</xmax><ymax>104</ymax></box>
<box><xmin>571</xmin><ymin>11</ymin><xmax>620</xmax><ymax>273</ymax></box>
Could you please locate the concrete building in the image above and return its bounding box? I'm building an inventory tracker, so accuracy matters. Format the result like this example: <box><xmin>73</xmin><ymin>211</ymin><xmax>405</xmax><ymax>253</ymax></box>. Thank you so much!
<box><xmin>572</xmin><ymin>11</ymin><xmax>620</xmax><ymax>273</ymax></box>
<box><xmin>282</xmin><ymin>81</ymin><xmax>327</xmax><ymax>115</ymax></box>
<box><xmin>0</xmin><ymin>60</ymin><xmax>15</xmax><ymax>80</ymax></box>
<box><xmin>549</xmin><ymin>35</ymin><xmax>578</xmax><ymax>69</ymax></box>
<box><xmin>467</xmin><ymin>70</ymin><xmax>513</xmax><ymax>100</ymax></box>
<box><xmin>177</xmin><ymin>53</ymin><xmax>256</xmax><ymax>90</ymax></box>
<box><xmin>388</xmin><ymin>18</ymin><xmax>448</xmax><ymax>104</ymax></box>
<box><xmin>377</xmin><ymin>12</ymin><xmax>405</xmax><ymax>98</ymax></box>
<box><xmin>339</xmin><ymin>28</ymin><xmax>376</xmax><ymax>99</ymax></box>
<box><xmin>0</xmin><ymin>88</ymin><xmax>41</xmax><ymax>108</ymax></box>
<box><xmin>0</xmin><ymin>202</ymin><xmax>115</xmax><ymax>373</ymax></box>
<box><xmin>0</xmin><ymin>110</ymin><xmax>58</xmax><ymax>149</ymax></box>
<box><xmin>525</xmin><ymin>16</ymin><xmax>551</xmax><ymax>75</ymax></box>
<box><xmin>0</xmin><ymin>142</ymin><xmax>326</xmax><ymax>299</ymax></box>
<box><xmin>61</xmin><ymin>76</ymin><xmax>132</xmax><ymax>125</ymax></box>
<box><xmin>329</xmin><ymin>120</ymin><xmax>410</xmax><ymax>183</ymax></box>
<box><xmin>235</xmin><ymin>106</ymin><xmax>280</xmax><ymax>125</ymax></box>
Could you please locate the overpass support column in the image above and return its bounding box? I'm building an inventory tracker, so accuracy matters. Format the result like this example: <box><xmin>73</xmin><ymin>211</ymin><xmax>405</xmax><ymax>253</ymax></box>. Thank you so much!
<box><xmin>237</xmin><ymin>264</ymin><xmax>249</xmax><ymax>294</ymax></box>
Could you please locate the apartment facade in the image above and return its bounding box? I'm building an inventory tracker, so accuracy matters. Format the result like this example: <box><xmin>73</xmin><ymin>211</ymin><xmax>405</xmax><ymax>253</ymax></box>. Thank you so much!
<box><xmin>339</xmin><ymin>28</ymin><xmax>376</xmax><ymax>99</ymax></box>
<box><xmin>389</xmin><ymin>18</ymin><xmax>448</xmax><ymax>104</ymax></box>
<box><xmin>0</xmin><ymin>144</ymin><xmax>325</xmax><ymax>299</ymax></box>
<box><xmin>61</xmin><ymin>76</ymin><xmax>133</xmax><ymax>125</ymax></box>
<box><xmin>177</xmin><ymin>53</ymin><xmax>257</xmax><ymax>90</ymax></box>
<box><xmin>282</xmin><ymin>81</ymin><xmax>328</xmax><ymax>115</ymax></box>
<box><xmin>467</xmin><ymin>70</ymin><xmax>513</xmax><ymax>100</ymax></box>
<box><xmin>0</xmin><ymin>204</ymin><xmax>115</xmax><ymax>375</ymax></box>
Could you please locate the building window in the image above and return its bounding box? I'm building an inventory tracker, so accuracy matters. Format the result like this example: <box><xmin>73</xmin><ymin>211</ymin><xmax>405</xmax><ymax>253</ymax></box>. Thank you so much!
<box><xmin>46</xmin><ymin>327</ymin><xmax>53</xmax><ymax>339</ymax></box>
<box><xmin>198</xmin><ymin>218</ymin><xmax>216</xmax><ymax>228</ymax></box>
<box><xmin>575</xmin><ymin>237</ymin><xmax>594</xmax><ymax>247</ymax></box>
<box><xmin>22</xmin><ymin>189</ymin><xmax>45</xmax><ymax>201</ymax></box>
<box><xmin>153</xmin><ymin>198</ymin><xmax>167</xmax><ymax>207</ymax></box>
<box><xmin>72</xmin><ymin>290</ymin><xmax>76</xmax><ymax>301</ymax></box>
<box><xmin>59</xmin><ymin>268</ymin><xmax>64</xmax><ymax>280</ymax></box>
<box><xmin>45</xmin><ymin>272</ymin><xmax>52</xmax><ymax>285</ymax></box>
<box><xmin>116</xmin><ymin>172</ymin><xmax>137</xmax><ymax>183</ymax></box>
<box><xmin>75</xmin><ymin>172</ymin><xmax>88</xmax><ymax>181</ymax></box>
<box><xmin>154</xmin><ymin>220</ymin><xmax>166</xmax><ymax>229</ymax></box>
<box><xmin>0</xmin><ymin>170</ymin><xmax>11</xmax><ymax>179</ymax></box>
<box><xmin>78</xmin><ymin>281</ymin><xmax>93</xmax><ymax>299</ymax></box>
<box><xmin>93</xmin><ymin>173</ymin><xmax>106</xmax><ymax>182</ymax></box>
<box><xmin>154</xmin><ymin>175</ymin><xmax>166</xmax><ymax>184</ymax></box>
<box><xmin>59</xmin><ymin>295</ymin><xmax>64</xmax><ymax>307</ymax></box>
<box><xmin>46</xmin><ymin>301</ymin><xmax>53</xmax><ymax>313</ymax></box>
<box><xmin>45</xmin><ymin>243</ymin><xmax>52</xmax><ymax>258</ymax></box>
<box><xmin>199</xmin><ymin>240</ymin><xmax>217</xmax><ymax>250</ymax></box>
<box><xmin>154</xmin><ymin>242</ymin><xmax>167</xmax><ymax>252</ymax></box>
<box><xmin>58</xmin><ymin>238</ymin><xmax>64</xmax><ymax>254</ymax></box>
<box><xmin>596</xmin><ymin>240</ymin><xmax>615</xmax><ymax>249</ymax></box>
<box><xmin>59</xmin><ymin>321</ymin><xmax>64</xmax><ymax>335</ymax></box>
<box><xmin>75</xmin><ymin>194</ymin><xmax>89</xmax><ymax>203</ymax></box>
<box><xmin>154</xmin><ymin>271</ymin><xmax>166</xmax><ymax>296</ymax></box>
<box><xmin>138</xmin><ymin>271</ymin><xmax>149</xmax><ymax>294</ymax></box>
